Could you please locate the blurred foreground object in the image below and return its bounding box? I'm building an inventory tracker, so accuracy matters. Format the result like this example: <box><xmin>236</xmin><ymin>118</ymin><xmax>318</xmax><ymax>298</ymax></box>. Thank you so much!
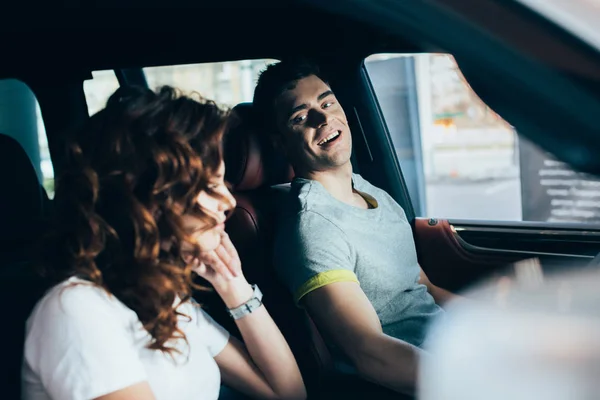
<box><xmin>420</xmin><ymin>258</ymin><xmax>600</xmax><ymax>400</ymax></box>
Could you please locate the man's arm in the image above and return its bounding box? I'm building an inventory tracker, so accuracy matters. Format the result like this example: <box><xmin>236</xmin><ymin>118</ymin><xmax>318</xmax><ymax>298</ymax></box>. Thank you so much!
<box><xmin>303</xmin><ymin>282</ymin><xmax>422</xmax><ymax>395</ymax></box>
<box><xmin>419</xmin><ymin>267</ymin><xmax>460</xmax><ymax>306</ymax></box>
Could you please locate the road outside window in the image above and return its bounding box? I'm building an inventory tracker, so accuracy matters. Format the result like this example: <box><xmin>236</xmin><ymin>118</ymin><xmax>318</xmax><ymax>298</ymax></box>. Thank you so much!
<box><xmin>144</xmin><ymin>59</ymin><xmax>278</xmax><ymax>108</ymax></box>
<box><xmin>365</xmin><ymin>53</ymin><xmax>600</xmax><ymax>225</ymax></box>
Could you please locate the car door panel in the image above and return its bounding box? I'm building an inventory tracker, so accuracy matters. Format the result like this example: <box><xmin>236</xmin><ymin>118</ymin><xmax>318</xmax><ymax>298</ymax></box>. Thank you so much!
<box><xmin>414</xmin><ymin>217</ymin><xmax>599</xmax><ymax>292</ymax></box>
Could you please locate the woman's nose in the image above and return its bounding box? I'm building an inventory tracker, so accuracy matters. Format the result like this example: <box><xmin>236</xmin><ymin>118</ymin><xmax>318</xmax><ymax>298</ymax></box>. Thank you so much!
<box><xmin>218</xmin><ymin>188</ymin><xmax>236</xmax><ymax>212</ymax></box>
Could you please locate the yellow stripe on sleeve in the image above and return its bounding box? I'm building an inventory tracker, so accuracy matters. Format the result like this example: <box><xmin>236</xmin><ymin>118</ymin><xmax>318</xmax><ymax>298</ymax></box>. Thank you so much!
<box><xmin>294</xmin><ymin>270</ymin><xmax>359</xmax><ymax>304</ymax></box>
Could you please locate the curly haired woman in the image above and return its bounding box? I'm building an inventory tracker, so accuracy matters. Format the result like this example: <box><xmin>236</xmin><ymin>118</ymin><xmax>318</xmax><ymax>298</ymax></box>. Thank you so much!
<box><xmin>21</xmin><ymin>86</ymin><xmax>306</xmax><ymax>400</ymax></box>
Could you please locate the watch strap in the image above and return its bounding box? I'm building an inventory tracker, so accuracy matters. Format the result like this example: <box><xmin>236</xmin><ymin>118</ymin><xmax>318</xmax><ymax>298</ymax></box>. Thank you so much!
<box><xmin>227</xmin><ymin>284</ymin><xmax>263</xmax><ymax>320</ymax></box>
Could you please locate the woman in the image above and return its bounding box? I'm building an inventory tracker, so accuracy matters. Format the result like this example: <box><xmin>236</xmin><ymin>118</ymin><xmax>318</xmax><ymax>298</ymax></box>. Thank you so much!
<box><xmin>22</xmin><ymin>86</ymin><xmax>306</xmax><ymax>400</ymax></box>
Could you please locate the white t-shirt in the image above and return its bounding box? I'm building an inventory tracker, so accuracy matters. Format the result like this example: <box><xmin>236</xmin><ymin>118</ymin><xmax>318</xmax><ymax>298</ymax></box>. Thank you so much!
<box><xmin>22</xmin><ymin>277</ymin><xmax>230</xmax><ymax>400</ymax></box>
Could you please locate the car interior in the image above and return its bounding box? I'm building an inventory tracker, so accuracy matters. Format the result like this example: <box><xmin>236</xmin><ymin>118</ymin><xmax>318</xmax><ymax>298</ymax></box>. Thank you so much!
<box><xmin>2</xmin><ymin>0</ymin><xmax>600</xmax><ymax>399</ymax></box>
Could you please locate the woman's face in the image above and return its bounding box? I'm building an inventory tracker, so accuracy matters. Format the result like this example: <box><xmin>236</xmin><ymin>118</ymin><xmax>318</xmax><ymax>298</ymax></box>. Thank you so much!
<box><xmin>182</xmin><ymin>161</ymin><xmax>236</xmax><ymax>252</ymax></box>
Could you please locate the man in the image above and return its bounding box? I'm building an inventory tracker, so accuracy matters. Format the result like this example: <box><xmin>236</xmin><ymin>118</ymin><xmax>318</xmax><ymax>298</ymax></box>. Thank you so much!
<box><xmin>252</xmin><ymin>60</ymin><xmax>455</xmax><ymax>395</ymax></box>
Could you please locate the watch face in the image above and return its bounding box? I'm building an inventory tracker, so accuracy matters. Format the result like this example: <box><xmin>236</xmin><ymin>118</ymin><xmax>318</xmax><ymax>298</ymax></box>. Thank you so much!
<box><xmin>229</xmin><ymin>295</ymin><xmax>263</xmax><ymax>319</ymax></box>
<box><xmin>227</xmin><ymin>285</ymin><xmax>263</xmax><ymax>319</ymax></box>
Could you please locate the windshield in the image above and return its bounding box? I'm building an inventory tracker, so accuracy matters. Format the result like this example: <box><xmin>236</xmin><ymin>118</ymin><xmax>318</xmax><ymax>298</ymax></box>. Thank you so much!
<box><xmin>516</xmin><ymin>0</ymin><xmax>600</xmax><ymax>51</ymax></box>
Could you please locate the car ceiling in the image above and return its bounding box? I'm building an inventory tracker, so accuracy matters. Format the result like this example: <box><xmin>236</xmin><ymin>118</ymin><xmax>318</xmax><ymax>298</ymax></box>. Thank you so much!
<box><xmin>0</xmin><ymin>3</ymin><xmax>416</xmax><ymax>79</ymax></box>
<box><xmin>2</xmin><ymin>0</ymin><xmax>600</xmax><ymax>177</ymax></box>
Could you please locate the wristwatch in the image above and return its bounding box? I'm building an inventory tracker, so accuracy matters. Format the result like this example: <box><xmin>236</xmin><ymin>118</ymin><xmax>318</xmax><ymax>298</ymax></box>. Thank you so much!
<box><xmin>227</xmin><ymin>284</ymin><xmax>263</xmax><ymax>320</ymax></box>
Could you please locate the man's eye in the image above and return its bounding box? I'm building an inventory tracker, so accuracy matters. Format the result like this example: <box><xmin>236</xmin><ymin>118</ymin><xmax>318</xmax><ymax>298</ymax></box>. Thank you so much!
<box><xmin>323</xmin><ymin>102</ymin><xmax>334</xmax><ymax>108</ymax></box>
<box><xmin>291</xmin><ymin>115</ymin><xmax>306</xmax><ymax>125</ymax></box>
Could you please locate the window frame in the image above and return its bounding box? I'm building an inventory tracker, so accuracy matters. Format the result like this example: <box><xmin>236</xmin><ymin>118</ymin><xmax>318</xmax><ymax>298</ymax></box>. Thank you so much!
<box><xmin>361</xmin><ymin>53</ymin><xmax>600</xmax><ymax>230</ymax></box>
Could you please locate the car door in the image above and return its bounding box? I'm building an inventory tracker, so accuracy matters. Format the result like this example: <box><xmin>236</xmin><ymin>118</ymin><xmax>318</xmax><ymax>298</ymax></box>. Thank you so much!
<box><xmin>364</xmin><ymin>53</ymin><xmax>600</xmax><ymax>293</ymax></box>
<box><xmin>309</xmin><ymin>0</ymin><xmax>600</xmax><ymax>293</ymax></box>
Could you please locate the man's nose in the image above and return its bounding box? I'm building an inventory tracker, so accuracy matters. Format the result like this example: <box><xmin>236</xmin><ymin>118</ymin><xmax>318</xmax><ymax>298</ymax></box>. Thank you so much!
<box><xmin>309</xmin><ymin>108</ymin><xmax>330</xmax><ymax>127</ymax></box>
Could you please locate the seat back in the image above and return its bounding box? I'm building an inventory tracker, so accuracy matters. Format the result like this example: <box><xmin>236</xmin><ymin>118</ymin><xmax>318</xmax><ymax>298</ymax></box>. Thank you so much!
<box><xmin>0</xmin><ymin>133</ymin><xmax>52</xmax><ymax>397</ymax></box>
<box><xmin>0</xmin><ymin>134</ymin><xmax>50</xmax><ymax>258</ymax></box>
<box><xmin>222</xmin><ymin>103</ymin><xmax>335</xmax><ymax>392</ymax></box>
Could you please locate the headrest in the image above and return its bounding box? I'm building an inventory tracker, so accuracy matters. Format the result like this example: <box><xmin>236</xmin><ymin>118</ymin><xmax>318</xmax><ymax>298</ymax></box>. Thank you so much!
<box><xmin>0</xmin><ymin>134</ymin><xmax>46</xmax><ymax>239</ymax></box>
<box><xmin>225</xmin><ymin>103</ymin><xmax>294</xmax><ymax>191</ymax></box>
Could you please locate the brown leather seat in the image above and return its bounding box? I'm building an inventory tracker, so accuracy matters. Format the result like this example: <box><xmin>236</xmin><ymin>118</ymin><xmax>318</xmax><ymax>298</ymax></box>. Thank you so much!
<box><xmin>0</xmin><ymin>133</ymin><xmax>53</xmax><ymax>399</ymax></box>
<box><xmin>222</xmin><ymin>103</ymin><xmax>333</xmax><ymax>393</ymax></box>
<box><xmin>221</xmin><ymin>103</ymin><xmax>406</xmax><ymax>399</ymax></box>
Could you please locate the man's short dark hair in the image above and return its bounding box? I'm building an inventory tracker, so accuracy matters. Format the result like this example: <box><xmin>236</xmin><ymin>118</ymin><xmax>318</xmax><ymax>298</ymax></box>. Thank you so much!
<box><xmin>253</xmin><ymin>59</ymin><xmax>328</xmax><ymax>137</ymax></box>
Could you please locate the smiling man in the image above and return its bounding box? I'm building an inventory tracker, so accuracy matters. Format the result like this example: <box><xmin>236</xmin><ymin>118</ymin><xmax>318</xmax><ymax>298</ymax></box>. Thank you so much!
<box><xmin>252</xmin><ymin>60</ymin><xmax>453</xmax><ymax>395</ymax></box>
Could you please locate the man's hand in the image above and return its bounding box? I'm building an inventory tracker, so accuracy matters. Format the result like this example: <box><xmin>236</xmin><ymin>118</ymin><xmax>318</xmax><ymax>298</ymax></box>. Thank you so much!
<box><xmin>419</xmin><ymin>267</ymin><xmax>460</xmax><ymax>307</ymax></box>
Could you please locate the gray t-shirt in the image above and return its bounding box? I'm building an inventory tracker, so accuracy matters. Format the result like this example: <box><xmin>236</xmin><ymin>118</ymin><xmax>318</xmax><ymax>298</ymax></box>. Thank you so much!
<box><xmin>274</xmin><ymin>173</ymin><xmax>443</xmax><ymax>348</ymax></box>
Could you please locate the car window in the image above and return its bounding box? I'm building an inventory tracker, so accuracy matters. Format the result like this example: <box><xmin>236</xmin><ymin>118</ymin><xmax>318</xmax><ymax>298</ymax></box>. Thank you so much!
<box><xmin>83</xmin><ymin>70</ymin><xmax>120</xmax><ymax>116</ymax></box>
<box><xmin>0</xmin><ymin>79</ymin><xmax>54</xmax><ymax>198</ymax></box>
<box><xmin>365</xmin><ymin>53</ymin><xmax>600</xmax><ymax>225</ymax></box>
<box><xmin>516</xmin><ymin>0</ymin><xmax>600</xmax><ymax>51</ymax></box>
<box><xmin>143</xmin><ymin>59</ymin><xmax>278</xmax><ymax>107</ymax></box>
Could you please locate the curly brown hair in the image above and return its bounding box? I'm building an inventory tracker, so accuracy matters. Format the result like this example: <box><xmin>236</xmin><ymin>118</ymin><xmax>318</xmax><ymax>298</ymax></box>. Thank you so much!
<box><xmin>44</xmin><ymin>85</ymin><xmax>230</xmax><ymax>354</ymax></box>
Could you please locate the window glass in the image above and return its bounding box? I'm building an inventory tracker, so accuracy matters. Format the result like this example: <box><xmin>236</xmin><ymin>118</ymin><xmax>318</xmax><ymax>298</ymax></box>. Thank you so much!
<box><xmin>0</xmin><ymin>79</ymin><xmax>54</xmax><ymax>198</ymax></box>
<box><xmin>516</xmin><ymin>0</ymin><xmax>600</xmax><ymax>51</ymax></box>
<box><xmin>365</xmin><ymin>53</ymin><xmax>600</xmax><ymax>224</ymax></box>
<box><xmin>83</xmin><ymin>69</ymin><xmax>120</xmax><ymax>116</ymax></box>
<box><xmin>144</xmin><ymin>59</ymin><xmax>278</xmax><ymax>107</ymax></box>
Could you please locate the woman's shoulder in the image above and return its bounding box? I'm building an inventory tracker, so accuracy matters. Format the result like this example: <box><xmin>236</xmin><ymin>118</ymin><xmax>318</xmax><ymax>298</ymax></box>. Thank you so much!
<box><xmin>27</xmin><ymin>277</ymin><xmax>136</xmax><ymax>332</ymax></box>
<box><xmin>23</xmin><ymin>278</ymin><xmax>150</xmax><ymax>400</ymax></box>
<box><xmin>36</xmin><ymin>277</ymin><xmax>120</xmax><ymax>310</ymax></box>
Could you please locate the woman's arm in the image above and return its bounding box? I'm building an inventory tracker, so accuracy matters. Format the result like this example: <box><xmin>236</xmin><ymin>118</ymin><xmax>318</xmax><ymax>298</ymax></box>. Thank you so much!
<box><xmin>196</xmin><ymin>233</ymin><xmax>306</xmax><ymax>400</ymax></box>
<box><xmin>214</xmin><ymin>280</ymin><xmax>306</xmax><ymax>399</ymax></box>
<box><xmin>94</xmin><ymin>382</ymin><xmax>155</xmax><ymax>400</ymax></box>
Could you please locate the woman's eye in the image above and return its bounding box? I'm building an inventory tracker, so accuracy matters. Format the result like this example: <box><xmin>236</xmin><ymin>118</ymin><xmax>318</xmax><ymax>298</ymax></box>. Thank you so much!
<box><xmin>208</xmin><ymin>183</ymin><xmax>220</xmax><ymax>190</ymax></box>
<box><xmin>323</xmin><ymin>102</ymin><xmax>333</xmax><ymax>108</ymax></box>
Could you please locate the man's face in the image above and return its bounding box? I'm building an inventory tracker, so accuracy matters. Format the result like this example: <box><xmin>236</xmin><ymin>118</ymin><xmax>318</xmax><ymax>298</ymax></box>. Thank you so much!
<box><xmin>274</xmin><ymin>75</ymin><xmax>352</xmax><ymax>174</ymax></box>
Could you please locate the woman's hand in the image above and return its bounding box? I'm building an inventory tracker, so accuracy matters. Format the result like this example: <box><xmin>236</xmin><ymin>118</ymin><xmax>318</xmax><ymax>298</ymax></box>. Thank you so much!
<box><xmin>193</xmin><ymin>231</ymin><xmax>240</xmax><ymax>283</ymax></box>
<box><xmin>192</xmin><ymin>233</ymin><xmax>306</xmax><ymax>399</ymax></box>
<box><xmin>192</xmin><ymin>232</ymin><xmax>254</xmax><ymax>308</ymax></box>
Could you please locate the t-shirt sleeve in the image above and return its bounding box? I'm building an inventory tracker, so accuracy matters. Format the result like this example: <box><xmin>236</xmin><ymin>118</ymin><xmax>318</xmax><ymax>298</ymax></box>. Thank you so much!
<box><xmin>274</xmin><ymin>211</ymin><xmax>358</xmax><ymax>305</ymax></box>
<box><xmin>195</xmin><ymin>308</ymin><xmax>230</xmax><ymax>357</ymax></box>
<box><xmin>23</xmin><ymin>284</ymin><xmax>148</xmax><ymax>400</ymax></box>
